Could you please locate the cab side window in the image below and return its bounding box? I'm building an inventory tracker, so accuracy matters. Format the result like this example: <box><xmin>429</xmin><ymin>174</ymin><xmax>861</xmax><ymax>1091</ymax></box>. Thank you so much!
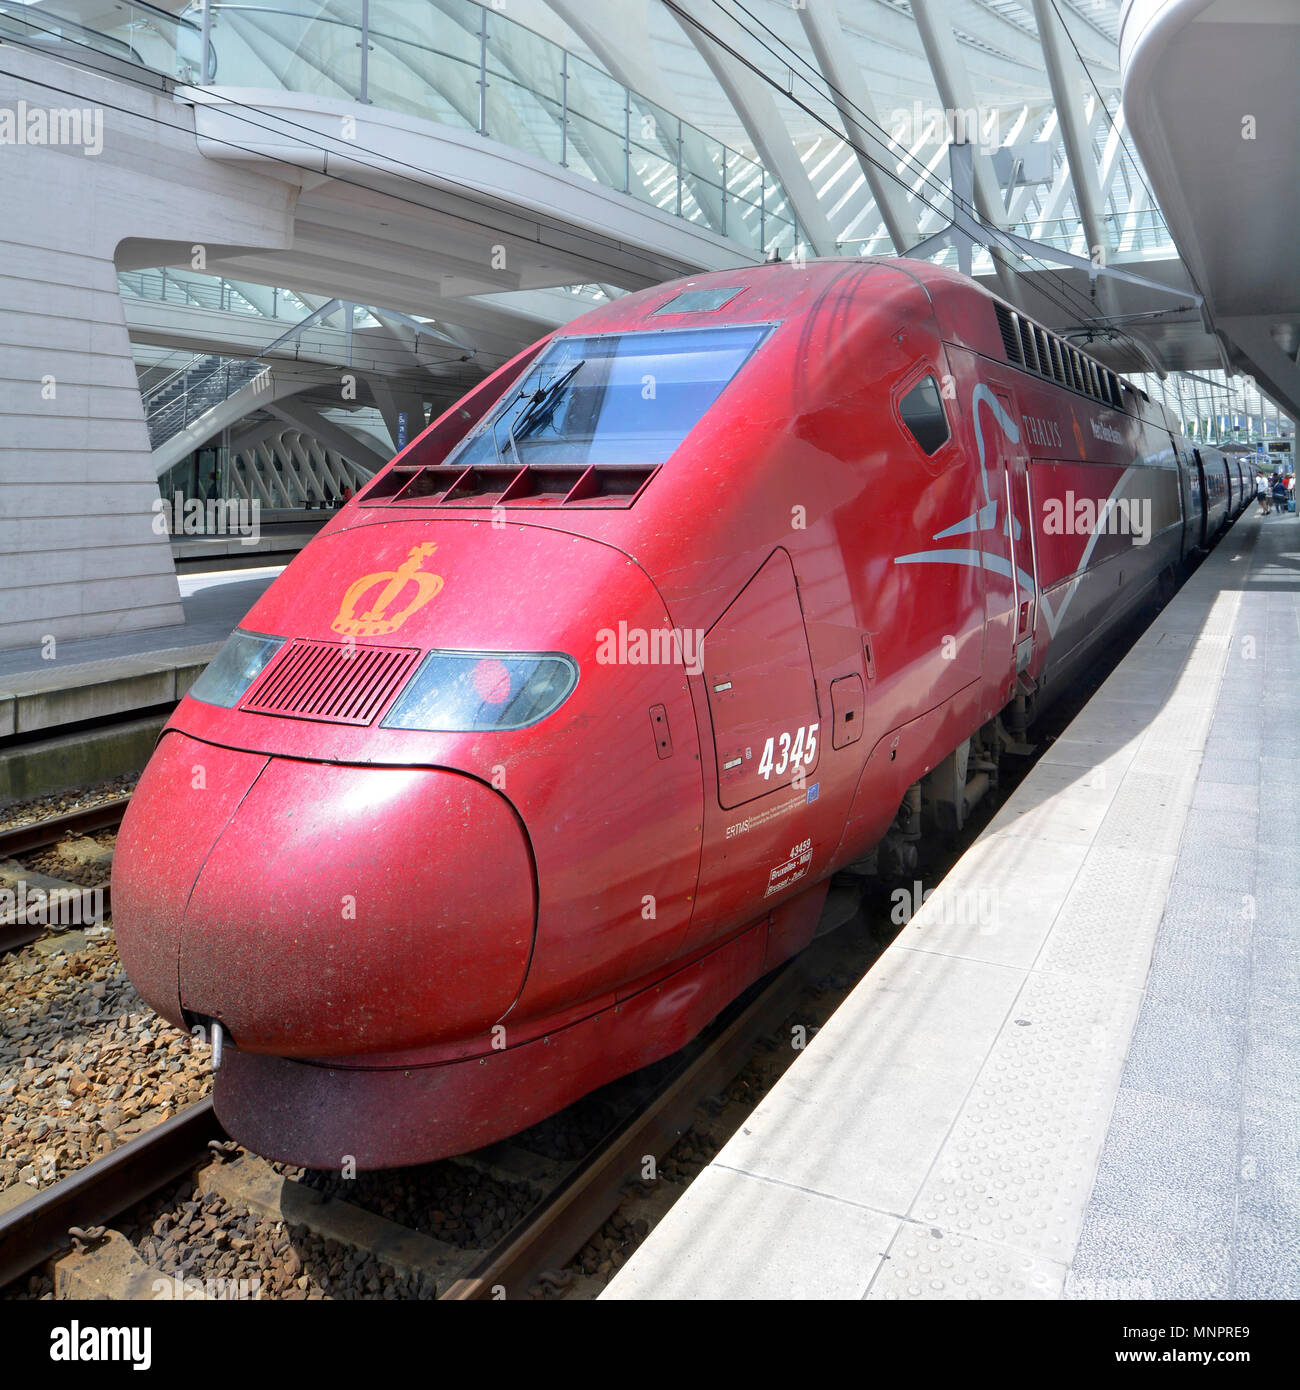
<box><xmin>899</xmin><ymin>375</ymin><xmax>950</xmax><ymax>455</ymax></box>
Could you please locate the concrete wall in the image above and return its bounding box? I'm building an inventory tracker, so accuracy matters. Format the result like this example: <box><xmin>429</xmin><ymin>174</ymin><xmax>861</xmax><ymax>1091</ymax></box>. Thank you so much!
<box><xmin>0</xmin><ymin>46</ymin><xmax>297</xmax><ymax>653</ymax></box>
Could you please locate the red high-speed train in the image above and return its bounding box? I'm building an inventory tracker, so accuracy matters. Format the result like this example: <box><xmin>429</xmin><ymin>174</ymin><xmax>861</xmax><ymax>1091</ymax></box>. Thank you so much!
<box><xmin>114</xmin><ymin>260</ymin><xmax>1247</xmax><ymax>1167</ymax></box>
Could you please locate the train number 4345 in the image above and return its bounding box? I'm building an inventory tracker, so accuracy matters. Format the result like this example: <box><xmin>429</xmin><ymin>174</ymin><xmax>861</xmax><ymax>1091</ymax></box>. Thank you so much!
<box><xmin>758</xmin><ymin>723</ymin><xmax>818</xmax><ymax>780</ymax></box>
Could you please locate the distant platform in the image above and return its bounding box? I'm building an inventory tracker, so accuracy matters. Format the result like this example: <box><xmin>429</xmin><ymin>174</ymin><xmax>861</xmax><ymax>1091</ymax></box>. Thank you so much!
<box><xmin>606</xmin><ymin>509</ymin><xmax>1298</xmax><ymax>1301</ymax></box>
<box><xmin>0</xmin><ymin>567</ymin><xmax>282</xmax><ymax>800</ymax></box>
<box><xmin>170</xmin><ymin>510</ymin><xmax>331</xmax><ymax>573</ymax></box>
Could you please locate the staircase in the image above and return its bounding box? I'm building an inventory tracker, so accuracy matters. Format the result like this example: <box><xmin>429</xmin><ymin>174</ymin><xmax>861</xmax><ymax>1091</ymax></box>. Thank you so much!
<box><xmin>143</xmin><ymin>354</ymin><xmax>268</xmax><ymax>449</ymax></box>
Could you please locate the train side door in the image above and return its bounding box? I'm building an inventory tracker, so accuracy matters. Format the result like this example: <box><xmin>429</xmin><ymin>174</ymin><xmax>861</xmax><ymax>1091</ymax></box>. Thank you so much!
<box><xmin>1174</xmin><ymin>437</ymin><xmax>1199</xmax><ymax>554</ymax></box>
<box><xmin>1191</xmin><ymin>448</ymin><xmax>1209</xmax><ymax>547</ymax></box>
<box><xmin>685</xmin><ymin>547</ymin><xmax>825</xmax><ymax>956</ymax></box>
<box><xmin>995</xmin><ymin>390</ymin><xmax>1037</xmax><ymax>673</ymax></box>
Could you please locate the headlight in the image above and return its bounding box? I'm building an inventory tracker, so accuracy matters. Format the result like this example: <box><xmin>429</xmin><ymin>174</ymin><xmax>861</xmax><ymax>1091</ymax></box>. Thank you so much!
<box><xmin>381</xmin><ymin>651</ymin><xmax>577</xmax><ymax>732</ymax></box>
<box><xmin>188</xmin><ymin>629</ymin><xmax>286</xmax><ymax>708</ymax></box>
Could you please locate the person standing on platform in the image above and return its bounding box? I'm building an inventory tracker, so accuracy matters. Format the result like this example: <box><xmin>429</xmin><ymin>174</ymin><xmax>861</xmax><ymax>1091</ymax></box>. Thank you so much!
<box><xmin>1272</xmin><ymin>472</ymin><xmax>1288</xmax><ymax>515</ymax></box>
<box><xmin>1257</xmin><ymin>473</ymin><xmax>1270</xmax><ymax>515</ymax></box>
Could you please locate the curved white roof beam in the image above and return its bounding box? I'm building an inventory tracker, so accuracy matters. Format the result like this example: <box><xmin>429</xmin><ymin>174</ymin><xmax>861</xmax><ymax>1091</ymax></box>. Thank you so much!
<box><xmin>660</xmin><ymin>0</ymin><xmax>839</xmax><ymax>254</ymax></box>
<box><xmin>910</xmin><ymin>0</ymin><xmax>1023</xmax><ymax>302</ymax></box>
<box><xmin>1029</xmin><ymin>0</ymin><xmax>1115</xmax><ymax>315</ymax></box>
<box><xmin>543</xmin><ymin>0</ymin><xmax>729</xmax><ymax>232</ymax></box>
<box><xmin>269</xmin><ymin>396</ymin><xmax>391</xmax><ymax>472</ymax></box>
<box><xmin>795</xmin><ymin>0</ymin><xmax>919</xmax><ymax>252</ymax></box>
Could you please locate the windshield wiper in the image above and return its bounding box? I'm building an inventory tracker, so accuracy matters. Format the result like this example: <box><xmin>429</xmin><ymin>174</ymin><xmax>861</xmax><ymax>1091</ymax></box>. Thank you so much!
<box><xmin>486</xmin><ymin>382</ymin><xmax>532</xmax><ymax>467</ymax></box>
<box><xmin>482</xmin><ymin>359</ymin><xmax>585</xmax><ymax>469</ymax></box>
<box><xmin>506</xmin><ymin>360</ymin><xmax>585</xmax><ymax>465</ymax></box>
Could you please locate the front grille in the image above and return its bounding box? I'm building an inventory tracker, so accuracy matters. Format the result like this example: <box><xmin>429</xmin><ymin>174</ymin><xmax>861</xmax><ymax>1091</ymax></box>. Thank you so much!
<box><xmin>241</xmin><ymin>639</ymin><xmax>420</xmax><ymax>725</ymax></box>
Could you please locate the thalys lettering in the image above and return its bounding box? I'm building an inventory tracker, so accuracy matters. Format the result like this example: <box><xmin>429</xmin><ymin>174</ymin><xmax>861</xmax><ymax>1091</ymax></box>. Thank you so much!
<box><xmin>113</xmin><ymin>259</ymin><xmax>1251</xmax><ymax>1167</ymax></box>
<box><xmin>1022</xmin><ymin>413</ymin><xmax>1063</xmax><ymax>449</ymax></box>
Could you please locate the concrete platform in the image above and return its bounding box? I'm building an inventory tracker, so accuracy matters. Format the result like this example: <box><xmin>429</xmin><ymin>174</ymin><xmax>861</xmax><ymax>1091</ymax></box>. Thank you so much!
<box><xmin>605</xmin><ymin>509</ymin><xmax>1298</xmax><ymax>1301</ymax></box>
<box><xmin>0</xmin><ymin>567</ymin><xmax>281</xmax><ymax>801</ymax></box>
<box><xmin>0</xmin><ymin>567</ymin><xmax>283</xmax><ymax>737</ymax></box>
<box><xmin>170</xmin><ymin>514</ymin><xmax>330</xmax><ymax>572</ymax></box>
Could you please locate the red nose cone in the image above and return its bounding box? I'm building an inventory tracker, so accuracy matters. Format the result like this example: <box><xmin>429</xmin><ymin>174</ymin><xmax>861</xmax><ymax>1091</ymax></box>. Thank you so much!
<box><xmin>113</xmin><ymin>733</ymin><xmax>536</xmax><ymax>1057</ymax></box>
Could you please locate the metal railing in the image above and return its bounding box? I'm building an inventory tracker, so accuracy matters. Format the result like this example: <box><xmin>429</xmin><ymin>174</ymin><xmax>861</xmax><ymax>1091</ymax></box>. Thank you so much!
<box><xmin>0</xmin><ymin>1</ymin><xmax>199</xmax><ymax>74</ymax></box>
<box><xmin>118</xmin><ymin>268</ymin><xmax>313</xmax><ymax>319</ymax></box>
<box><xmin>140</xmin><ymin>294</ymin><xmax>395</xmax><ymax>450</ymax></box>
<box><xmin>144</xmin><ymin>355</ymin><xmax>269</xmax><ymax>449</ymax></box>
<box><xmin>190</xmin><ymin>0</ymin><xmax>800</xmax><ymax>257</ymax></box>
<box><xmin>1006</xmin><ymin>207</ymin><xmax>1175</xmax><ymax>256</ymax></box>
<box><xmin>4</xmin><ymin>0</ymin><xmax>801</xmax><ymax>259</ymax></box>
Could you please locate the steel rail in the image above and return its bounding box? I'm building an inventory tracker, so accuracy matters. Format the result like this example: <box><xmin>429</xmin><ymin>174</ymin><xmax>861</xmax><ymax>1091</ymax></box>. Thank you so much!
<box><xmin>0</xmin><ymin>1100</ymin><xmax>225</xmax><ymax>1291</ymax></box>
<box><xmin>0</xmin><ymin>884</ymin><xmax>112</xmax><ymax>954</ymax></box>
<box><xmin>0</xmin><ymin>797</ymin><xmax>127</xmax><ymax>952</ymax></box>
<box><xmin>0</xmin><ymin>962</ymin><xmax>805</xmax><ymax>1298</ymax></box>
<box><xmin>439</xmin><ymin>960</ymin><xmax>808</xmax><ymax>1300</ymax></box>
<box><xmin>0</xmin><ymin>796</ymin><xmax>130</xmax><ymax>858</ymax></box>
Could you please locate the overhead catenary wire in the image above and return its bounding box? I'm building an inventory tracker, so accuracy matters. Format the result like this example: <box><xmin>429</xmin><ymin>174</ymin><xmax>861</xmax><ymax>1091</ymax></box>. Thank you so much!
<box><xmin>686</xmin><ymin>0</ymin><xmax>1145</xmax><ymax>343</ymax></box>
<box><xmin>1045</xmin><ymin>0</ymin><xmax>1212</xmax><ymax>315</ymax></box>
<box><xmin>1046</xmin><ymin>0</ymin><xmax>1160</xmax><ymax>225</ymax></box>
<box><xmin>707</xmin><ymin>0</ymin><xmax>1043</xmax><ymax>236</ymax></box>
<box><xmin>697</xmin><ymin>0</ymin><xmax>1199</xmax><ymax>374</ymax></box>
<box><xmin>7</xmin><ymin>2</ymin><xmax>1096</xmax><ymax>339</ymax></box>
<box><xmin>8</xmin><ymin>3</ymin><xmax>1106</xmax><ymax>340</ymax></box>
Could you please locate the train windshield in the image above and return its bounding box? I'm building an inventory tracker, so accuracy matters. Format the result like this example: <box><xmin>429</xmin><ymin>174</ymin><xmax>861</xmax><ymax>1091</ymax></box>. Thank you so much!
<box><xmin>447</xmin><ymin>324</ymin><xmax>770</xmax><ymax>468</ymax></box>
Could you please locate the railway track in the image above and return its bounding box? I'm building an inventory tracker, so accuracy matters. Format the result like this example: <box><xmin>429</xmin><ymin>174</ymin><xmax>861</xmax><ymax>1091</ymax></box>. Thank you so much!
<box><xmin>0</xmin><ymin>783</ymin><xmax>825</xmax><ymax>1301</ymax></box>
<box><xmin>0</xmin><ymin>957</ymin><xmax>816</xmax><ymax>1301</ymax></box>
<box><xmin>0</xmin><ymin>1102</ymin><xmax>223</xmax><ymax>1290</ymax></box>
<box><xmin>0</xmin><ymin>796</ymin><xmax>128</xmax><ymax>953</ymax></box>
<box><xmin>441</xmin><ymin>961</ymin><xmax>808</xmax><ymax>1299</ymax></box>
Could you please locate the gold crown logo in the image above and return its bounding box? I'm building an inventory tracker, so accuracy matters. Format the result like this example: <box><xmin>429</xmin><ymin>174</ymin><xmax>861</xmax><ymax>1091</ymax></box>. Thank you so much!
<box><xmin>331</xmin><ymin>542</ymin><xmax>444</xmax><ymax>638</ymax></box>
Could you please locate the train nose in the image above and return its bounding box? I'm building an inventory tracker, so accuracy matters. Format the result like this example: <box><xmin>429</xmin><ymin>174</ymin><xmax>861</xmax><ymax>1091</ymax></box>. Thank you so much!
<box><xmin>113</xmin><ymin>733</ymin><xmax>536</xmax><ymax>1057</ymax></box>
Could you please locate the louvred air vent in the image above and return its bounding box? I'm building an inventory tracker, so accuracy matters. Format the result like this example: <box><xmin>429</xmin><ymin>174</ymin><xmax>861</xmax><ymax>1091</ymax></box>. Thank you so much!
<box><xmin>241</xmin><ymin>639</ymin><xmax>420</xmax><ymax>725</ymax></box>
<box><xmin>994</xmin><ymin>302</ymin><xmax>1023</xmax><ymax>366</ymax></box>
<box><xmin>361</xmin><ymin>462</ymin><xmax>658</xmax><ymax>510</ymax></box>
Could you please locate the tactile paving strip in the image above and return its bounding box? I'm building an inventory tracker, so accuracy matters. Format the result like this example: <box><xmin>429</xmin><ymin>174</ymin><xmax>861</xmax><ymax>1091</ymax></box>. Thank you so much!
<box><xmin>896</xmin><ymin>833</ymin><xmax>1086</xmax><ymax>971</ymax></box>
<box><xmin>900</xmin><ymin>576</ymin><xmax>1245</xmax><ymax>1284</ymax></box>
<box><xmin>1035</xmin><ymin>846</ymin><xmax>1179</xmax><ymax>990</ymax></box>
<box><xmin>1090</xmin><ymin>771</ymin><xmax>1198</xmax><ymax>855</ymax></box>
<box><xmin>867</xmin><ymin>1222</ymin><xmax>1065</xmax><ymax>1300</ymax></box>
<box><xmin>908</xmin><ymin>970</ymin><xmax>1144</xmax><ymax>1263</ymax></box>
